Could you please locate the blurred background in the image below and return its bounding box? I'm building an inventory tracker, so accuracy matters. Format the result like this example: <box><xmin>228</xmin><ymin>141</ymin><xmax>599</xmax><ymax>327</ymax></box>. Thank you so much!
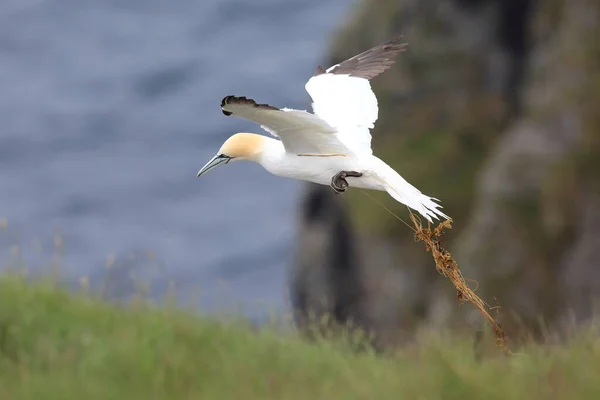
<box><xmin>0</xmin><ymin>0</ymin><xmax>357</xmax><ymax>322</ymax></box>
<box><xmin>1</xmin><ymin>0</ymin><xmax>599</xmax><ymax>348</ymax></box>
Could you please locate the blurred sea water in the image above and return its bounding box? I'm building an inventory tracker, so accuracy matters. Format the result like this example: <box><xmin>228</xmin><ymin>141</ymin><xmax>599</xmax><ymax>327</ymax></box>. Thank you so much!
<box><xmin>0</xmin><ymin>0</ymin><xmax>356</xmax><ymax>321</ymax></box>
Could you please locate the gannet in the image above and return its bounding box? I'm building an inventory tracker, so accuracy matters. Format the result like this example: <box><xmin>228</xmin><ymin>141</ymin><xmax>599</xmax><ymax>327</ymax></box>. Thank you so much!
<box><xmin>197</xmin><ymin>36</ymin><xmax>450</xmax><ymax>222</ymax></box>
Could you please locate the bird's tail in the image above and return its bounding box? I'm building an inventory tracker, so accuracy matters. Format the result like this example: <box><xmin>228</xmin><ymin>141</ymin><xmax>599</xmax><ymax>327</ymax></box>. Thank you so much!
<box><xmin>372</xmin><ymin>158</ymin><xmax>450</xmax><ymax>223</ymax></box>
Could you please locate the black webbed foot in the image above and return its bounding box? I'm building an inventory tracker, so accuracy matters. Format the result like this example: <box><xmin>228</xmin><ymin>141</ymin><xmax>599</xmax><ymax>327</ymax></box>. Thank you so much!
<box><xmin>330</xmin><ymin>171</ymin><xmax>363</xmax><ymax>194</ymax></box>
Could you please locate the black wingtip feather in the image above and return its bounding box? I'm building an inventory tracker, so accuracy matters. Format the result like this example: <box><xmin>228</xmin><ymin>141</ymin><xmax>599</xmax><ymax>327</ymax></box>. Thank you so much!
<box><xmin>220</xmin><ymin>95</ymin><xmax>280</xmax><ymax>116</ymax></box>
<box><xmin>325</xmin><ymin>35</ymin><xmax>408</xmax><ymax>80</ymax></box>
<box><xmin>221</xmin><ymin>95</ymin><xmax>234</xmax><ymax>115</ymax></box>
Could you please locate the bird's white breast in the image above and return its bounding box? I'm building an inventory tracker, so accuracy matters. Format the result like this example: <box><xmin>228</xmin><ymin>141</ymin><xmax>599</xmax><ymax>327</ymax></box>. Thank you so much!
<box><xmin>258</xmin><ymin>141</ymin><xmax>384</xmax><ymax>191</ymax></box>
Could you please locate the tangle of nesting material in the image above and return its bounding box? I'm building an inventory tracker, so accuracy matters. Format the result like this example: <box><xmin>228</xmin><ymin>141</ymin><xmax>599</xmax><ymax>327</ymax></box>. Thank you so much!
<box><xmin>358</xmin><ymin>189</ymin><xmax>511</xmax><ymax>354</ymax></box>
<box><xmin>409</xmin><ymin>213</ymin><xmax>511</xmax><ymax>355</ymax></box>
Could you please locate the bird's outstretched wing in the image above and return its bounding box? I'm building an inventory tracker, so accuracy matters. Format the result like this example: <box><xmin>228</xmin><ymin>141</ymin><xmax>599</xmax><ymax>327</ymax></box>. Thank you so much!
<box><xmin>305</xmin><ymin>36</ymin><xmax>408</xmax><ymax>156</ymax></box>
<box><xmin>220</xmin><ymin>95</ymin><xmax>353</xmax><ymax>155</ymax></box>
<box><xmin>219</xmin><ymin>37</ymin><xmax>406</xmax><ymax>156</ymax></box>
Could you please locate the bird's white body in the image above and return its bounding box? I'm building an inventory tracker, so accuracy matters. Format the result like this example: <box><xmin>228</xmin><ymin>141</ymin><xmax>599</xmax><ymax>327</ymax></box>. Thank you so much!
<box><xmin>255</xmin><ymin>135</ymin><xmax>448</xmax><ymax>222</ymax></box>
<box><xmin>258</xmin><ymin>137</ymin><xmax>382</xmax><ymax>190</ymax></box>
<box><xmin>198</xmin><ymin>37</ymin><xmax>450</xmax><ymax>223</ymax></box>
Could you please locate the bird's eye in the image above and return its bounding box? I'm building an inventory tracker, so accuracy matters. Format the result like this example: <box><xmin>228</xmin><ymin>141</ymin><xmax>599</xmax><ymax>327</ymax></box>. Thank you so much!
<box><xmin>217</xmin><ymin>154</ymin><xmax>233</xmax><ymax>163</ymax></box>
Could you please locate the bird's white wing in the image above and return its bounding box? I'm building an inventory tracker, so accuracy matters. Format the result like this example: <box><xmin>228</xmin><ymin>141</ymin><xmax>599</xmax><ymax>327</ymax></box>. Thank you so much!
<box><xmin>305</xmin><ymin>36</ymin><xmax>408</xmax><ymax>156</ymax></box>
<box><xmin>220</xmin><ymin>95</ymin><xmax>354</xmax><ymax>155</ymax></box>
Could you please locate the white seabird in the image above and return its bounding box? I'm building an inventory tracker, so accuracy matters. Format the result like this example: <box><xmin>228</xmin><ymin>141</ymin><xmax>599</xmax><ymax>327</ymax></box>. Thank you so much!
<box><xmin>197</xmin><ymin>36</ymin><xmax>450</xmax><ymax>222</ymax></box>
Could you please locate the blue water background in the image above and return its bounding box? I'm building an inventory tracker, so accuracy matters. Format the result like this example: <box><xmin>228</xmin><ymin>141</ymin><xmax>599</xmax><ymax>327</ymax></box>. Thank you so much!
<box><xmin>0</xmin><ymin>0</ymin><xmax>356</xmax><ymax>320</ymax></box>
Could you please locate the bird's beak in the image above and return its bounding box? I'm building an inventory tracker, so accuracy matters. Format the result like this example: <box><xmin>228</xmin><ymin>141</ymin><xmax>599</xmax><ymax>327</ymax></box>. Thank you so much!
<box><xmin>197</xmin><ymin>154</ymin><xmax>232</xmax><ymax>177</ymax></box>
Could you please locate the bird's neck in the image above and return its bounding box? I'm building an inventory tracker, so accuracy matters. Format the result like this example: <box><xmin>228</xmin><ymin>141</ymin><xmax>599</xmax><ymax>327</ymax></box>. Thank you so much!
<box><xmin>254</xmin><ymin>136</ymin><xmax>285</xmax><ymax>170</ymax></box>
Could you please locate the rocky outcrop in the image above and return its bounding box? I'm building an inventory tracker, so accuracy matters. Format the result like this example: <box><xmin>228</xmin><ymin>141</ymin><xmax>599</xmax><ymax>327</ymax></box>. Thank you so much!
<box><xmin>291</xmin><ymin>0</ymin><xmax>600</xmax><ymax>346</ymax></box>
<box><xmin>290</xmin><ymin>184</ymin><xmax>367</xmax><ymax>336</ymax></box>
<box><xmin>456</xmin><ymin>0</ymin><xmax>600</xmax><ymax>337</ymax></box>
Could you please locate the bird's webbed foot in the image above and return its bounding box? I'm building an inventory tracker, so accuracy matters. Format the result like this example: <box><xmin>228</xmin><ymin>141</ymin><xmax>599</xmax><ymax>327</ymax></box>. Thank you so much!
<box><xmin>330</xmin><ymin>171</ymin><xmax>363</xmax><ymax>194</ymax></box>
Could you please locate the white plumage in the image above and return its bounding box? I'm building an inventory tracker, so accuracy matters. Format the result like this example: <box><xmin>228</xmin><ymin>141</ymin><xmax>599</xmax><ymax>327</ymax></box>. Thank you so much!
<box><xmin>305</xmin><ymin>73</ymin><xmax>377</xmax><ymax>155</ymax></box>
<box><xmin>197</xmin><ymin>36</ymin><xmax>450</xmax><ymax>223</ymax></box>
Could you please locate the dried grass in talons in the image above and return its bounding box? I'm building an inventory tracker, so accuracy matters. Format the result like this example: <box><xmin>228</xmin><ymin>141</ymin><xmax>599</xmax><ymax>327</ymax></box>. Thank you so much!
<box><xmin>409</xmin><ymin>213</ymin><xmax>512</xmax><ymax>355</ymax></box>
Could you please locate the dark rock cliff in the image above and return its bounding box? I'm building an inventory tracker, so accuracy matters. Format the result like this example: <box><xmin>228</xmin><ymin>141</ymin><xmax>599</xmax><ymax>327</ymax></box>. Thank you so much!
<box><xmin>290</xmin><ymin>0</ymin><xmax>600</xmax><ymax>347</ymax></box>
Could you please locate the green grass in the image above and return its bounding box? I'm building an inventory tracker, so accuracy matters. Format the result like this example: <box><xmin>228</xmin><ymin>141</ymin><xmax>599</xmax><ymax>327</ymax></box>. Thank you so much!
<box><xmin>0</xmin><ymin>274</ymin><xmax>599</xmax><ymax>399</ymax></box>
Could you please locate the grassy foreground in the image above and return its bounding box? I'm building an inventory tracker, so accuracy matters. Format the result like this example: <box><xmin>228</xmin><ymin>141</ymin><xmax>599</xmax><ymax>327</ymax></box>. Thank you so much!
<box><xmin>0</xmin><ymin>275</ymin><xmax>599</xmax><ymax>399</ymax></box>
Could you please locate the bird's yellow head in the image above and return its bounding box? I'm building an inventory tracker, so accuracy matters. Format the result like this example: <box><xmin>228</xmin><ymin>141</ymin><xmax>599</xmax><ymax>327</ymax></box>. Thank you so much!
<box><xmin>197</xmin><ymin>133</ymin><xmax>266</xmax><ymax>177</ymax></box>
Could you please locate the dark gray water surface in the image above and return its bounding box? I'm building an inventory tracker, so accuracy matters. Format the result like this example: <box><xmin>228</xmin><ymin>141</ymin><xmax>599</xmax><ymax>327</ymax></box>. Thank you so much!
<box><xmin>0</xmin><ymin>0</ymin><xmax>355</xmax><ymax>320</ymax></box>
